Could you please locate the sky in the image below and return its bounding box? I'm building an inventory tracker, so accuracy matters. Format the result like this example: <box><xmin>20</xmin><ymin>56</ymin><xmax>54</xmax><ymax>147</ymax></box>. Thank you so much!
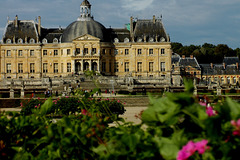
<box><xmin>0</xmin><ymin>0</ymin><xmax>240</xmax><ymax>49</ymax></box>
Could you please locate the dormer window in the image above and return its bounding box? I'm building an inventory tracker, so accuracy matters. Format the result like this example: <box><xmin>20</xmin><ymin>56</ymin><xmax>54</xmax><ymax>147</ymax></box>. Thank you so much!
<box><xmin>160</xmin><ymin>37</ymin><xmax>166</xmax><ymax>42</ymax></box>
<box><xmin>124</xmin><ymin>38</ymin><xmax>129</xmax><ymax>43</ymax></box>
<box><xmin>114</xmin><ymin>38</ymin><xmax>119</xmax><ymax>43</ymax></box>
<box><xmin>149</xmin><ymin>37</ymin><xmax>154</xmax><ymax>42</ymax></box>
<box><xmin>53</xmin><ymin>38</ymin><xmax>58</xmax><ymax>44</ymax></box>
<box><xmin>42</xmin><ymin>38</ymin><xmax>48</xmax><ymax>44</ymax></box>
<box><xmin>18</xmin><ymin>39</ymin><xmax>23</xmax><ymax>44</ymax></box>
<box><xmin>137</xmin><ymin>38</ymin><xmax>142</xmax><ymax>42</ymax></box>
<box><xmin>29</xmin><ymin>38</ymin><xmax>35</xmax><ymax>44</ymax></box>
<box><xmin>6</xmin><ymin>39</ymin><xmax>12</xmax><ymax>44</ymax></box>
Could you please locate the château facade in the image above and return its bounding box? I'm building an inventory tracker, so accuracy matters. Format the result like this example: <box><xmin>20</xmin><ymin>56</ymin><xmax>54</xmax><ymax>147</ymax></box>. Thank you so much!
<box><xmin>0</xmin><ymin>0</ymin><xmax>172</xmax><ymax>82</ymax></box>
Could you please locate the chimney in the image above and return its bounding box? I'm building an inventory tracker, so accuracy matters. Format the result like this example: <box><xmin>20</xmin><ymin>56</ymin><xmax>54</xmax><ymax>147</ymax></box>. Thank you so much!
<box><xmin>130</xmin><ymin>16</ymin><xmax>133</xmax><ymax>40</ymax></box>
<box><xmin>210</xmin><ymin>63</ymin><xmax>213</xmax><ymax>69</ymax></box>
<box><xmin>15</xmin><ymin>15</ymin><xmax>18</xmax><ymax>28</ymax></box>
<box><xmin>237</xmin><ymin>62</ymin><xmax>239</xmax><ymax>70</ymax></box>
<box><xmin>153</xmin><ymin>15</ymin><xmax>156</xmax><ymax>24</ymax></box>
<box><xmin>38</xmin><ymin>16</ymin><xmax>41</xmax><ymax>37</ymax></box>
<box><xmin>182</xmin><ymin>55</ymin><xmax>185</xmax><ymax>59</ymax></box>
<box><xmin>190</xmin><ymin>55</ymin><xmax>193</xmax><ymax>59</ymax></box>
<box><xmin>223</xmin><ymin>63</ymin><xmax>226</xmax><ymax>69</ymax></box>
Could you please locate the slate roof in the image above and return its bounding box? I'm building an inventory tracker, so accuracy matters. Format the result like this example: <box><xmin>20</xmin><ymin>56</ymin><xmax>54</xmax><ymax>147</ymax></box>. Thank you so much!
<box><xmin>172</xmin><ymin>53</ymin><xmax>181</xmax><ymax>64</ymax></box>
<box><xmin>41</xmin><ymin>28</ymin><xmax>64</xmax><ymax>43</ymax></box>
<box><xmin>179</xmin><ymin>57</ymin><xmax>201</xmax><ymax>69</ymax></box>
<box><xmin>108</xmin><ymin>28</ymin><xmax>130</xmax><ymax>42</ymax></box>
<box><xmin>133</xmin><ymin>19</ymin><xmax>169</xmax><ymax>42</ymax></box>
<box><xmin>223</xmin><ymin>57</ymin><xmax>240</xmax><ymax>65</ymax></box>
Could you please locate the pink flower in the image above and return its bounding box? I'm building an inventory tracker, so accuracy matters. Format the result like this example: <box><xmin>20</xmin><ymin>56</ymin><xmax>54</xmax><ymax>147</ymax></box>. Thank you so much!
<box><xmin>231</xmin><ymin>119</ymin><xmax>240</xmax><ymax>136</ymax></box>
<box><xmin>65</xmin><ymin>96</ymin><xmax>69</xmax><ymax>98</ymax></box>
<box><xmin>195</xmin><ymin>140</ymin><xmax>209</xmax><ymax>154</ymax></box>
<box><xmin>233</xmin><ymin>130</ymin><xmax>240</xmax><ymax>136</ymax></box>
<box><xmin>81</xmin><ymin>109</ymin><xmax>87</xmax><ymax>115</ymax></box>
<box><xmin>117</xmin><ymin>100</ymin><xmax>120</xmax><ymax>103</ymax></box>
<box><xmin>199</xmin><ymin>102</ymin><xmax>207</xmax><ymax>106</ymax></box>
<box><xmin>206</xmin><ymin>106</ymin><xmax>215</xmax><ymax>117</ymax></box>
<box><xmin>182</xmin><ymin>141</ymin><xmax>196</xmax><ymax>155</ymax></box>
<box><xmin>35</xmin><ymin>105</ymin><xmax>38</xmax><ymax>108</ymax></box>
<box><xmin>177</xmin><ymin>150</ymin><xmax>191</xmax><ymax>160</ymax></box>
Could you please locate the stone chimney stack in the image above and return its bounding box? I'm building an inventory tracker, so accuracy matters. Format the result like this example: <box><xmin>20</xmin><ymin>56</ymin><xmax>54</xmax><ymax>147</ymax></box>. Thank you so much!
<box><xmin>237</xmin><ymin>62</ymin><xmax>239</xmax><ymax>70</ymax></box>
<box><xmin>130</xmin><ymin>16</ymin><xmax>134</xmax><ymax>41</ymax></box>
<box><xmin>38</xmin><ymin>16</ymin><xmax>41</xmax><ymax>37</ymax></box>
<box><xmin>153</xmin><ymin>15</ymin><xmax>156</xmax><ymax>24</ymax></box>
<box><xmin>15</xmin><ymin>15</ymin><xmax>18</xmax><ymax>28</ymax></box>
<box><xmin>182</xmin><ymin>55</ymin><xmax>185</xmax><ymax>59</ymax></box>
<box><xmin>223</xmin><ymin>63</ymin><xmax>226</xmax><ymax>69</ymax></box>
<box><xmin>190</xmin><ymin>55</ymin><xmax>193</xmax><ymax>59</ymax></box>
<box><xmin>210</xmin><ymin>63</ymin><xmax>213</xmax><ymax>69</ymax></box>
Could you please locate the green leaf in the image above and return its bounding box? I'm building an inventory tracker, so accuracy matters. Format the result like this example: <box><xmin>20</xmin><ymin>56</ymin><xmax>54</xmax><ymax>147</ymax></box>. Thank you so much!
<box><xmin>226</xmin><ymin>97</ymin><xmax>240</xmax><ymax>119</ymax></box>
<box><xmin>40</xmin><ymin>97</ymin><xmax>53</xmax><ymax>115</ymax></box>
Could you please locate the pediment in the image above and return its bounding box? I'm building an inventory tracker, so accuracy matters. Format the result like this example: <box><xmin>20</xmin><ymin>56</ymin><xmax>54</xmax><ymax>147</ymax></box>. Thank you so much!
<box><xmin>73</xmin><ymin>34</ymin><xmax>100</xmax><ymax>41</ymax></box>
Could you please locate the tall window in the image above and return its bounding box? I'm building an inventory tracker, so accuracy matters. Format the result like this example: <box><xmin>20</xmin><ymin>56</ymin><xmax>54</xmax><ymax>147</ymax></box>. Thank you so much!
<box><xmin>30</xmin><ymin>63</ymin><xmax>35</xmax><ymax>73</ymax></box>
<box><xmin>149</xmin><ymin>62</ymin><xmax>154</xmax><ymax>72</ymax></box>
<box><xmin>6</xmin><ymin>50</ymin><xmax>11</xmax><ymax>57</ymax></box>
<box><xmin>161</xmin><ymin>62</ymin><xmax>165</xmax><ymax>72</ymax></box>
<box><xmin>18</xmin><ymin>50</ymin><xmax>23</xmax><ymax>56</ymax></box>
<box><xmin>43</xmin><ymin>63</ymin><xmax>48</xmax><ymax>73</ymax></box>
<box><xmin>109</xmin><ymin>49</ymin><xmax>112</xmax><ymax>55</ymax></box>
<box><xmin>137</xmin><ymin>62</ymin><xmax>142</xmax><ymax>72</ymax></box>
<box><xmin>149</xmin><ymin>49</ymin><xmax>153</xmax><ymax>55</ymax></box>
<box><xmin>161</xmin><ymin>48</ymin><xmax>165</xmax><ymax>55</ymax></box>
<box><xmin>114</xmin><ymin>62</ymin><xmax>119</xmax><ymax>72</ymax></box>
<box><xmin>18</xmin><ymin>63</ymin><xmax>23</xmax><ymax>73</ymax></box>
<box><xmin>125</xmin><ymin>62</ymin><xmax>129</xmax><ymax>72</ymax></box>
<box><xmin>137</xmin><ymin>49</ymin><xmax>142</xmax><ymax>55</ymax></box>
<box><xmin>67</xmin><ymin>63</ymin><xmax>71</xmax><ymax>72</ymax></box>
<box><xmin>109</xmin><ymin>62</ymin><xmax>112</xmax><ymax>72</ymax></box>
<box><xmin>6</xmin><ymin>63</ymin><xmax>11</xmax><ymax>73</ymax></box>
<box><xmin>84</xmin><ymin>48</ymin><xmax>88</xmax><ymax>54</ymax></box>
<box><xmin>92</xmin><ymin>48</ymin><xmax>96</xmax><ymax>54</ymax></box>
<box><xmin>30</xmin><ymin>50</ymin><xmax>34</xmax><ymax>56</ymax></box>
<box><xmin>76</xmin><ymin>48</ymin><xmax>80</xmax><ymax>54</ymax></box>
<box><xmin>67</xmin><ymin>49</ymin><xmax>71</xmax><ymax>55</ymax></box>
<box><xmin>102</xmin><ymin>49</ymin><xmax>105</xmax><ymax>55</ymax></box>
<box><xmin>43</xmin><ymin>50</ymin><xmax>47</xmax><ymax>56</ymax></box>
<box><xmin>125</xmin><ymin>49</ymin><xmax>129</xmax><ymax>55</ymax></box>
<box><xmin>54</xmin><ymin>63</ymin><xmax>58</xmax><ymax>73</ymax></box>
<box><xmin>102</xmin><ymin>62</ymin><xmax>106</xmax><ymax>72</ymax></box>
<box><xmin>114</xmin><ymin>49</ymin><xmax>118</xmax><ymax>55</ymax></box>
<box><xmin>54</xmin><ymin>50</ymin><xmax>58</xmax><ymax>56</ymax></box>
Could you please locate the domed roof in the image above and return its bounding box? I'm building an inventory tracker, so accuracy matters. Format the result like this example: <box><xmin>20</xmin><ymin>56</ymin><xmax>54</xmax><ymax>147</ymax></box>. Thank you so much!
<box><xmin>61</xmin><ymin>19</ymin><xmax>107</xmax><ymax>42</ymax></box>
<box><xmin>81</xmin><ymin>0</ymin><xmax>91</xmax><ymax>6</ymax></box>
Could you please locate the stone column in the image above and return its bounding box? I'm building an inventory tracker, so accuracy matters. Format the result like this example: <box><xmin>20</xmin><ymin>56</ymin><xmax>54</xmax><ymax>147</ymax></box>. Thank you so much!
<box><xmin>10</xmin><ymin>89</ymin><xmax>14</xmax><ymax>98</ymax></box>
<box><xmin>81</xmin><ymin>60</ymin><xmax>84</xmax><ymax>72</ymax></box>
<box><xmin>21</xmin><ymin>89</ymin><xmax>25</xmax><ymax>98</ymax></box>
<box><xmin>72</xmin><ymin>60</ymin><xmax>75</xmax><ymax>73</ymax></box>
<box><xmin>89</xmin><ymin>60</ymin><xmax>92</xmax><ymax>71</ymax></box>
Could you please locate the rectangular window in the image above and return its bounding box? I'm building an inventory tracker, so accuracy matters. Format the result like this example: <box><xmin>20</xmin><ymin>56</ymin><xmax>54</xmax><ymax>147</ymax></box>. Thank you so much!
<box><xmin>161</xmin><ymin>62</ymin><xmax>165</xmax><ymax>72</ymax></box>
<box><xmin>125</xmin><ymin>49</ymin><xmax>129</xmax><ymax>55</ymax></box>
<box><xmin>54</xmin><ymin>63</ymin><xmax>58</xmax><ymax>73</ymax></box>
<box><xmin>161</xmin><ymin>48</ymin><xmax>165</xmax><ymax>55</ymax></box>
<box><xmin>7</xmin><ymin>50</ymin><xmax>11</xmax><ymax>57</ymax></box>
<box><xmin>30</xmin><ymin>50</ymin><xmax>34</xmax><ymax>56</ymax></box>
<box><xmin>102</xmin><ymin>49</ymin><xmax>105</xmax><ymax>55</ymax></box>
<box><xmin>76</xmin><ymin>48</ymin><xmax>80</xmax><ymax>54</ymax></box>
<box><xmin>137</xmin><ymin>49</ymin><xmax>142</xmax><ymax>55</ymax></box>
<box><xmin>149</xmin><ymin>49</ymin><xmax>153</xmax><ymax>55</ymax></box>
<box><xmin>18</xmin><ymin>63</ymin><xmax>23</xmax><ymax>73</ymax></box>
<box><xmin>67</xmin><ymin>63</ymin><xmax>71</xmax><ymax>72</ymax></box>
<box><xmin>125</xmin><ymin>62</ymin><xmax>129</xmax><ymax>72</ymax></box>
<box><xmin>137</xmin><ymin>62</ymin><xmax>142</xmax><ymax>72</ymax></box>
<box><xmin>109</xmin><ymin>49</ymin><xmax>112</xmax><ymax>55</ymax></box>
<box><xmin>84</xmin><ymin>48</ymin><xmax>88</xmax><ymax>54</ymax></box>
<box><xmin>114</xmin><ymin>49</ymin><xmax>118</xmax><ymax>55</ymax></box>
<box><xmin>30</xmin><ymin>63</ymin><xmax>35</xmax><ymax>73</ymax></box>
<box><xmin>149</xmin><ymin>62</ymin><xmax>154</xmax><ymax>72</ymax></box>
<box><xmin>92</xmin><ymin>48</ymin><xmax>96</xmax><ymax>54</ymax></box>
<box><xmin>54</xmin><ymin>50</ymin><xmax>58</xmax><ymax>56</ymax></box>
<box><xmin>61</xmin><ymin>63</ymin><xmax>63</xmax><ymax>73</ymax></box>
<box><xmin>114</xmin><ymin>62</ymin><xmax>119</xmax><ymax>72</ymax></box>
<box><xmin>102</xmin><ymin>62</ymin><xmax>106</xmax><ymax>72</ymax></box>
<box><xmin>43</xmin><ymin>50</ymin><xmax>47</xmax><ymax>56</ymax></box>
<box><xmin>18</xmin><ymin>50</ymin><xmax>23</xmax><ymax>56</ymax></box>
<box><xmin>67</xmin><ymin>49</ymin><xmax>71</xmax><ymax>55</ymax></box>
<box><xmin>43</xmin><ymin>63</ymin><xmax>48</xmax><ymax>73</ymax></box>
<box><xmin>6</xmin><ymin>63</ymin><xmax>11</xmax><ymax>73</ymax></box>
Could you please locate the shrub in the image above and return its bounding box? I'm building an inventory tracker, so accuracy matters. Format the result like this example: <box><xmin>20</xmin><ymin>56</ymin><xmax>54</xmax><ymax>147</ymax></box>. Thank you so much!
<box><xmin>20</xmin><ymin>98</ymin><xmax>44</xmax><ymax>115</ymax></box>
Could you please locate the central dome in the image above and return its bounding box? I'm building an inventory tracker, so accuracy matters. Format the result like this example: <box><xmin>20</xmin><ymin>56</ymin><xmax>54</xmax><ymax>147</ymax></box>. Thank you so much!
<box><xmin>61</xmin><ymin>19</ymin><xmax>107</xmax><ymax>42</ymax></box>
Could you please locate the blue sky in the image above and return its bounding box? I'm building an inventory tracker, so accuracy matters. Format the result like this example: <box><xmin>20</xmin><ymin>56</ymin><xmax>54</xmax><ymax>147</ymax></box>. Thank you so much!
<box><xmin>0</xmin><ymin>0</ymin><xmax>240</xmax><ymax>49</ymax></box>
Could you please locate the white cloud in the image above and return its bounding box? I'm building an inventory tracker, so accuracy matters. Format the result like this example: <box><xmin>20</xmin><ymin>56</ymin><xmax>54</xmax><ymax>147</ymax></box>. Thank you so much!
<box><xmin>121</xmin><ymin>0</ymin><xmax>154</xmax><ymax>11</ymax></box>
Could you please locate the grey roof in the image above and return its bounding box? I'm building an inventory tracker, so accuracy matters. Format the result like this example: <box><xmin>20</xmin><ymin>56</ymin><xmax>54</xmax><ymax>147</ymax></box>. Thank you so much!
<box><xmin>108</xmin><ymin>28</ymin><xmax>130</xmax><ymax>42</ymax></box>
<box><xmin>172</xmin><ymin>53</ymin><xmax>181</xmax><ymax>64</ymax></box>
<box><xmin>200</xmin><ymin>63</ymin><xmax>240</xmax><ymax>75</ymax></box>
<box><xmin>41</xmin><ymin>28</ymin><xmax>64</xmax><ymax>43</ymax></box>
<box><xmin>81</xmin><ymin>0</ymin><xmax>91</xmax><ymax>6</ymax></box>
<box><xmin>133</xmin><ymin>19</ymin><xmax>169</xmax><ymax>42</ymax></box>
<box><xmin>223</xmin><ymin>57</ymin><xmax>240</xmax><ymax>65</ymax></box>
<box><xmin>179</xmin><ymin>57</ymin><xmax>201</xmax><ymax>69</ymax></box>
<box><xmin>61</xmin><ymin>19</ymin><xmax>107</xmax><ymax>42</ymax></box>
<box><xmin>3</xmin><ymin>20</ymin><xmax>38</xmax><ymax>43</ymax></box>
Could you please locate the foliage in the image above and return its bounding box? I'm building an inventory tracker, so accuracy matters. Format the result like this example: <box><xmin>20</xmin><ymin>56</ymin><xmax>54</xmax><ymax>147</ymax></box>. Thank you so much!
<box><xmin>20</xmin><ymin>98</ymin><xmax>44</xmax><ymax>115</ymax></box>
<box><xmin>2</xmin><ymin>80</ymin><xmax>240</xmax><ymax>159</ymax></box>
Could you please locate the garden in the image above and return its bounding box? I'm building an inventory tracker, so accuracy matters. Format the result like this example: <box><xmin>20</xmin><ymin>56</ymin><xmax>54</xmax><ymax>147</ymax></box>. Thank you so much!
<box><xmin>1</xmin><ymin>80</ymin><xmax>240</xmax><ymax>159</ymax></box>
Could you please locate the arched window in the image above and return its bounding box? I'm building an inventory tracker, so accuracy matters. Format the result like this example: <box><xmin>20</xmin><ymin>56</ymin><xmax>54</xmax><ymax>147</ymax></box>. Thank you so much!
<box><xmin>137</xmin><ymin>38</ymin><xmax>142</xmax><ymax>42</ymax></box>
<box><xmin>42</xmin><ymin>38</ymin><xmax>48</xmax><ymax>44</ymax></box>
<box><xmin>29</xmin><ymin>38</ymin><xmax>35</xmax><ymax>44</ymax></box>
<box><xmin>160</xmin><ymin>37</ymin><xmax>166</xmax><ymax>42</ymax></box>
<box><xmin>53</xmin><ymin>38</ymin><xmax>58</xmax><ymax>44</ymax></box>
<box><xmin>124</xmin><ymin>38</ymin><xmax>129</xmax><ymax>43</ymax></box>
<box><xmin>18</xmin><ymin>39</ymin><xmax>23</xmax><ymax>44</ymax></box>
<box><xmin>6</xmin><ymin>39</ymin><xmax>12</xmax><ymax>44</ymax></box>
<box><xmin>149</xmin><ymin>37</ymin><xmax>154</xmax><ymax>42</ymax></box>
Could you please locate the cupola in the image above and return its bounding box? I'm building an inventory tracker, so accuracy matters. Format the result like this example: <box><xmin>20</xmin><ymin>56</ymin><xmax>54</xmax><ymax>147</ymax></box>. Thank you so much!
<box><xmin>78</xmin><ymin>0</ymin><xmax>92</xmax><ymax>21</ymax></box>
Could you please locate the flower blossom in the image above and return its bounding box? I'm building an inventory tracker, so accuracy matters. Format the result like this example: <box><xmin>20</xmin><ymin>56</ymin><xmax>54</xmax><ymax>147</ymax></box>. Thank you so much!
<box><xmin>231</xmin><ymin>119</ymin><xmax>240</xmax><ymax>136</ymax></box>
<box><xmin>177</xmin><ymin>140</ymin><xmax>209</xmax><ymax>160</ymax></box>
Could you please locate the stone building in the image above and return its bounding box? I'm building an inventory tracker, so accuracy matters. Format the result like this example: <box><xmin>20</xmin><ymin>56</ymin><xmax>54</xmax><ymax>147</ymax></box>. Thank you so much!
<box><xmin>0</xmin><ymin>0</ymin><xmax>172</xmax><ymax>84</ymax></box>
